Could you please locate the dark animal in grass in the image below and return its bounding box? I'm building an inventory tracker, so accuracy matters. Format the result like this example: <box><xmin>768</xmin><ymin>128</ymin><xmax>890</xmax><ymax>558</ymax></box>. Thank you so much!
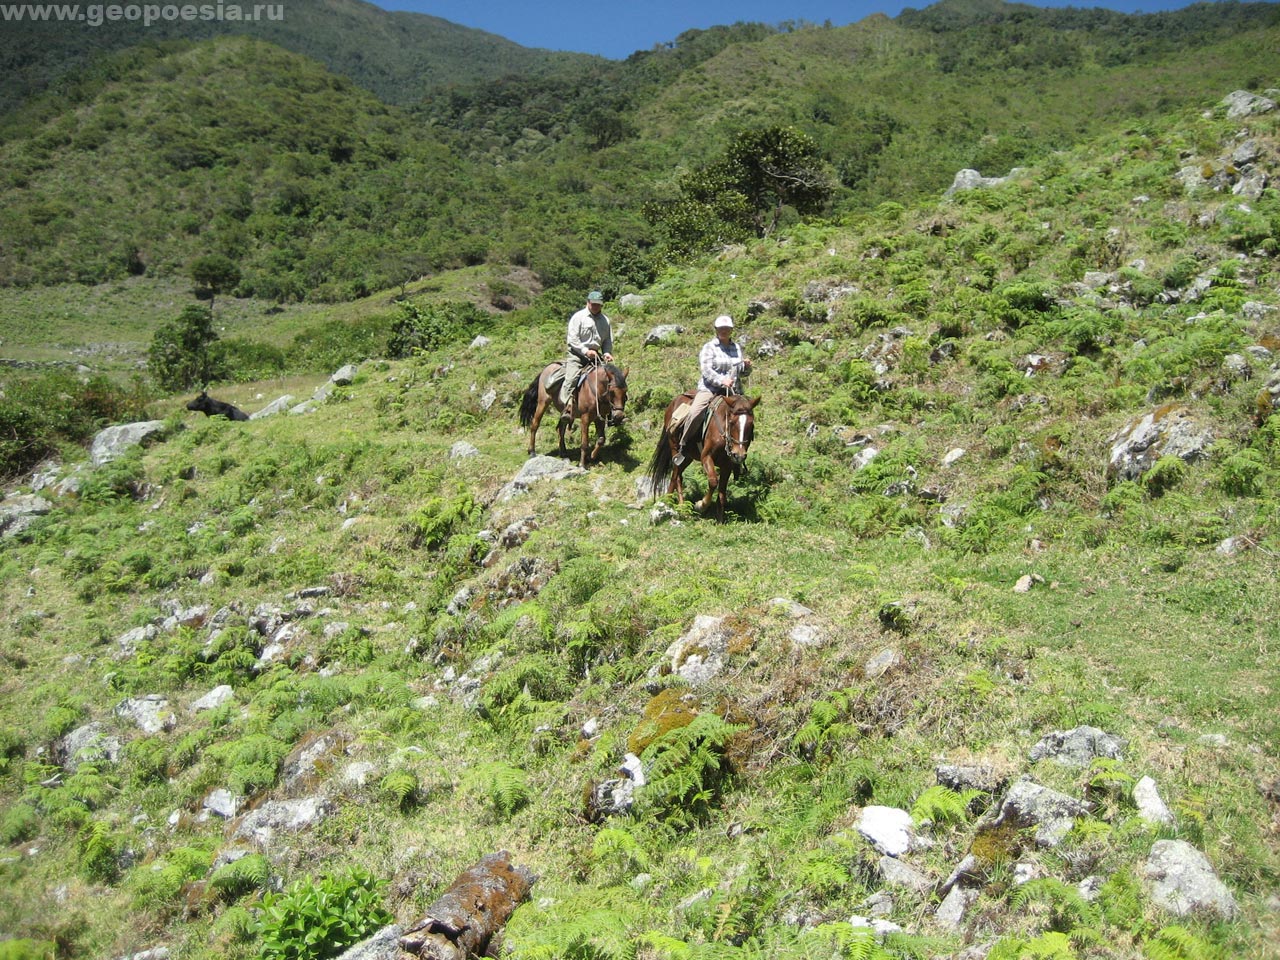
<box><xmin>186</xmin><ymin>391</ymin><xmax>250</xmax><ymax>421</ymax></box>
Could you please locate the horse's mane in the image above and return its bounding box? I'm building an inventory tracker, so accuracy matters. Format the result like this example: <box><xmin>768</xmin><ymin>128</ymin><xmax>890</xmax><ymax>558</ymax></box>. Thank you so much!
<box><xmin>603</xmin><ymin>363</ymin><xmax>627</xmax><ymax>390</ymax></box>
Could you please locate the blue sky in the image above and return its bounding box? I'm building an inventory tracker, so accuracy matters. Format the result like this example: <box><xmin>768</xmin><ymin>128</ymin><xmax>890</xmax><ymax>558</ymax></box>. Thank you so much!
<box><xmin>375</xmin><ymin>0</ymin><xmax>1206</xmax><ymax>60</ymax></box>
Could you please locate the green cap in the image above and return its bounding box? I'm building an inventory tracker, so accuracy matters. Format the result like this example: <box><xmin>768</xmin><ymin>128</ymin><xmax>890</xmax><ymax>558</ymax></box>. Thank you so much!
<box><xmin>587</xmin><ymin>290</ymin><xmax>604</xmax><ymax>302</ymax></box>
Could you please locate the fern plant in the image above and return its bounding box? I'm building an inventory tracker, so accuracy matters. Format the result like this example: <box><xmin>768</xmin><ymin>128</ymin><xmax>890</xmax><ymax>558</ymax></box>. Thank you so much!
<box><xmin>461</xmin><ymin>760</ymin><xmax>529</xmax><ymax>819</ymax></box>
<box><xmin>379</xmin><ymin>769</ymin><xmax>420</xmax><ymax>812</ymax></box>
<box><xmin>790</xmin><ymin>687</ymin><xmax>859</xmax><ymax>762</ymax></box>
<box><xmin>1010</xmin><ymin>878</ymin><xmax>1101</xmax><ymax>936</ymax></box>
<box><xmin>1142</xmin><ymin>925</ymin><xmax>1226</xmax><ymax>960</ymax></box>
<box><xmin>208</xmin><ymin>852</ymin><xmax>271</xmax><ymax>901</ymax></box>
<box><xmin>910</xmin><ymin>784</ymin><xmax>982</xmax><ymax>828</ymax></box>
<box><xmin>640</xmin><ymin>711</ymin><xmax>746</xmax><ymax>826</ymax></box>
<box><xmin>77</xmin><ymin>819</ymin><xmax>120</xmax><ymax>882</ymax></box>
<box><xmin>591</xmin><ymin>826</ymin><xmax>651</xmax><ymax>884</ymax></box>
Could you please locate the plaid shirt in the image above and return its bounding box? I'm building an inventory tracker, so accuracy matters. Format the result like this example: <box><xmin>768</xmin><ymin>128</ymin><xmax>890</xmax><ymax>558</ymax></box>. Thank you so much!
<box><xmin>698</xmin><ymin>337</ymin><xmax>747</xmax><ymax>393</ymax></box>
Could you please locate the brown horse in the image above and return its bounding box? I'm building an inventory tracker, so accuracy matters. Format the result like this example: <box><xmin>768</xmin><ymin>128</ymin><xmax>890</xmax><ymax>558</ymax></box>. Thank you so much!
<box><xmin>647</xmin><ymin>391</ymin><xmax>760</xmax><ymax>522</ymax></box>
<box><xmin>519</xmin><ymin>361</ymin><xmax>629</xmax><ymax>467</ymax></box>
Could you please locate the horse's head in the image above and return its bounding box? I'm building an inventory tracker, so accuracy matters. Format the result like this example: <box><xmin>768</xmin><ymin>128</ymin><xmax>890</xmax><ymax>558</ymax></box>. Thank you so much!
<box><xmin>723</xmin><ymin>395</ymin><xmax>760</xmax><ymax>465</ymax></box>
<box><xmin>601</xmin><ymin>365</ymin><xmax>629</xmax><ymax>426</ymax></box>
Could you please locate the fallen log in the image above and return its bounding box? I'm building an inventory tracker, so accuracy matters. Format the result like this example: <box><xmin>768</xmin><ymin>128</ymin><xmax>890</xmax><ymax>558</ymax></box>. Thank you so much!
<box><xmin>398</xmin><ymin>851</ymin><xmax>535</xmax><ymax>960</ymax></box>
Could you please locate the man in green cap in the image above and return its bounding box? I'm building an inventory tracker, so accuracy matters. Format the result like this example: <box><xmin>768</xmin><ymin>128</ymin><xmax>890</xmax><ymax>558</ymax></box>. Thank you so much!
<box><xmin>559</xmin><ymin>289</ymin><xmax>615</xmax><ymax>417</ymax></box>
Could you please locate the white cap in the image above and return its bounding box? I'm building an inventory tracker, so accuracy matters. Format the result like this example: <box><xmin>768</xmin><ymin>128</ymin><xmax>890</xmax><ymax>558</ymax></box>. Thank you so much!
<box><xmin>714</xmin><ymin>315</ymin><xmax>734</xmax><ymax>328</ymax></box>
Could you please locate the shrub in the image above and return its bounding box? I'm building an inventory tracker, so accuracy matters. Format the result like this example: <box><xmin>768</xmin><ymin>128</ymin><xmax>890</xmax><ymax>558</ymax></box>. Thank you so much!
<box><xmin>387</xmin><ymin>300</ymin><xmax>486</xmax><ymax>358</ymax></box>
<box><xmin>257</xmin><ymin>867</ymin><xmax>393</xmax><ymax>960</ymax></box>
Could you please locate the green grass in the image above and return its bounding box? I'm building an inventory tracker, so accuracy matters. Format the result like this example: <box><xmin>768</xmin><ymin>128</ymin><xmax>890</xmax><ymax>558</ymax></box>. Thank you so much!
<box><xmin>1</xmin><ymin>77</ymin><xmax>1279</xmax><ymax>960</ymax></box>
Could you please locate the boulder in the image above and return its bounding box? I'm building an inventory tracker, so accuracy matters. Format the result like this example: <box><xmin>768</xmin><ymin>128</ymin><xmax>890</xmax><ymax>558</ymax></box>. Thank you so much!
<box><xmin>857</xmin><ymin>806</ymin><xmax>919</xmax><ymax>857</ymax></box>
<box><xmin>249</xmin><ymin>396</ymin><xmax>294</xmax><ymax>420</ymax></box>
<box><xmin>0</xmin><ymin>493</ymin><xmax>52</xmax><ymax>538</ymax></box>
<box><xmin>985</xmin><ymin>778</ymin><xmax>1093</xmax><ymax>848</ymax></box>
<box><xmin>643</xmin><ymin>324</ymin><xmax>684</xmax><ymax>346</ymax></box>
<box><xmin>90</xmin><ymin>421</ymin><xmax>166</xmax><ymax>466</ymax></box>
<box><xmin>1144</xmin><ymin>840</ymin><xmax>1238</xmax><ymax>919</ymax></box>
<box><xmin>496</xmin><ymin>456</ymin><xmax>585</xmax><ymax>502</ymax></box>
<box><xmin>1107</xmin><ymin>405</ymin><xmax>1215</xmax><ymax>482</ymax></box>
<box><xmin>654</xmin><ymin>615</ymin><xmax>731</xmax><ymax>686</ymax></box>
<box><xmin>331</xmin><ymin>364</ymin><xmax>359</xmax><ymax>385</ymax></box>
<box><xmin>1030</xmin><ymin>725</ymin><xmax>1127</xmax><ymax>767</ymax></box>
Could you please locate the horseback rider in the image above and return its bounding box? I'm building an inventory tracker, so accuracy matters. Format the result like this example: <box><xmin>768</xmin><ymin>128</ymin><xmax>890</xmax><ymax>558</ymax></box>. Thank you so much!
<box><xmin>559</xmin><ymin>289</ymin><xmax>614</xmax><ymax>421</ymax></box>
<box><xmin>676</xmin><ymin>314</ymin><xmax>752</xmax><ymax>465</ymax></box>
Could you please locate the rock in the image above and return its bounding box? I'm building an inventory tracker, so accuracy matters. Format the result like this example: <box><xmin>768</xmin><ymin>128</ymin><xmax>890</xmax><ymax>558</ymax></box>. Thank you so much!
<box><xmin>113</xmin><ymin>624</ymin><xmax>160</xmax><ymax>660</ymax></box>
<box><xmin>769</xmin><ymin>598</ymin><xmax>815</xmax><ymax>618</ymax></box>
<box><xmin>113</xmin><ymin>949</ymin><xmax>170</xmax><ymax>960</ymax></box>
<box><xmin>643</xmin><ymin>324</ymin><xmax>683</xmax><ymax>346</ymax></box>
<box><xmin>331</xmin><ymin>364</ymin><xmax>359</xmax><ymax>385</ymax></box>
<box><xmin>985</xmin><ymin>777</ymin><xmax>1093</xmax><ymax>848</ymax></box>
<box><xmin>114</xmin><ymin>696</ymin><xmax>176</xmax><ymax>735</ymax></box>
<box><xmin>288</xmin><ymin>400</ymin><xmax>317</xmax><ymax>416</ymax></box>
<box><xmin>190</xmin><ymin>685</ymin><xmax>235</xmax><ymax>713</ymax></box>
<box><xmin>496</xmin><ymin>456</ymin><xmax>586</xmax><ymax>502</ymax></box>
<box><xmin>449</xmin><ymin>441</ymin><xmax>480</xmax><ymax>459</ymax></box>
<box><xmin>944</xmin><ymin>167</ymin><xmax>1024</xmax><ymax>197</ymax></box>
<box><xmin>789</xmin><ymin>623</ymin><xmax>824</xmax><ymax>648</ymax></box>
<box><xmin>941</xmin><ymin>448</ymin><xmax>966</xmax><ymax>468</ymax></box>
<box><xmin>333</xmin><ymin>924</ymin><xmax>406</xmax><ymax>960</ymax></box>
<box><xmin>249</xmin><ymin>396</ymin><xmax>295</xmax><ymax>420</ymax></box>
<box><xmin>469</xmin><ymin>335</ymin><xmax>491</xmax><ymax>349</ymax></box>
<box><xmin>202</xmin><ymin>789</ymin><xmax>241</xmax><ymax>819</ymax></box>
<box><xmin>654</xmin><ymin>615</ymin><xmax>730</xmax><ymax>686</ymax></box>
<box><xmin>878</xmin><ymin>855</ymin><xmax>932</xmax><ymax>893</ymax></box>
<box><xmin>619</xmin><ymin>294</ymin><xmax>647</xmax><ymax>309</ymax></box>
<box><xmin>936</xmin><ymin>762</ymin><xmax>1008</xmax><ymax>796</ymax></box>
<box><xmin>1144</xmin><ymin>840</ymin><xmax>1238</xmax><ymax>919</ymax></box>
<box><xmin>0</xmin><ymin>494</ymin><xmax>52</xmax><ymax>538</ymax></box>
<box><xmin>1030</xmin><ymin>725</ymin><xmax>1127</xmax><ymax>767</ymax></box>
<box><xmin>1107</xmin><ymin>405</ymin><xmax>1214</xmax><ymax>482</ymax></box>
<box><xmin>1134</xmin><ymin>776</ymin><xmax>1176</xmax><ymax>827</ymax></box>
<box><xmin>478</xmin><ymin>388</ymin><xmax>497</xmax><ymax>411</ymax></box>
<box><xmin>233</xmin><ymin>797</ymin><xmax>333</xmax><ymax>848</ymax></box>
<box><xmin>1222</xmin><ymin>89</ymin><xmax>1277</xmax><ymax>118</ymax></box>
<box><xmin>60</xmin><ymin>722</ymin><xmax>123</xmax><ymax>770</ymax></box>
<box><xmin>864</xmin><ymin>648</ymin><xmax>904</xmax><ymax>680</ymax></box>
<box><xmin>934</xmin><ymin>885</ymin><xmax>979</xmax><ymax>928</ymax></box>
<box><xmin>343</xmin><ymin>762</ymin><xmax>378</xmax><ymax>788</ymax></box>
<box><xmin>849</xmin><ymin>915</ymin><xmax>903</xmax><ymax>937</ymax></box>
<box><xmin>1013</xmin><ymin>574</ymin><xmax>1045</xmax><ymax>593</ymax></box>
<box><xmin>281</xmin><ymin>731</ymin><xmax>351</xmax><ymax>796</ymax></box>
<box><xmin>857</xmin><ymin>806</ymin><xmax>918</xmax><ymax>857</ymax></box>
<box><xmin>90</xmin><ymin>421</ymin><xmax>166</xmax><ymax>466</ymax></box>
<box><xmin>1215</xmin><ymin>536</ymin><xmax>1250</xmax><ymax>557</ymax></box>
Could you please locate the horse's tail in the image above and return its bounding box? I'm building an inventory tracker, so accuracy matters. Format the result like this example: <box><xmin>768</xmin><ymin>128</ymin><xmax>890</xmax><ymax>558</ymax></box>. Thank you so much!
<box><xmin>518</xmin><ymin>372</ymin><xmax>541</xmax><ymax>428</ymax></box>
<box><xmin>646</xmin><ymin>422</ymin><xmax>673</xmax><ymax>499</ymax></box>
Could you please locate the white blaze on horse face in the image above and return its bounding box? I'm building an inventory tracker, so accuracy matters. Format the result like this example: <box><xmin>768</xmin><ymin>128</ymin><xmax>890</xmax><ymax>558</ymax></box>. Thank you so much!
<box><xmin>738</xmin><ymin>414</ymin><xmax>748</xmax><ymax>445</ymax></box>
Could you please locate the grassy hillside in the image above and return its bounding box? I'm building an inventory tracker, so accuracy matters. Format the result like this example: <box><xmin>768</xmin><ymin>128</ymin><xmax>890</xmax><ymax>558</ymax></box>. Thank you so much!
<box><xmin>0</xmin><ymin>84</ymin><xmax>1277</xmax><ymax>959</ymax></box>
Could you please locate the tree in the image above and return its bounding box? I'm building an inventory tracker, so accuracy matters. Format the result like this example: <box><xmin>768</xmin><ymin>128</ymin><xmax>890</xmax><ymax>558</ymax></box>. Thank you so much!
<box><xmin>189</xmin><ymin>254</ymin><xmax>241</xmax><ymax>311</ymax></box>
<box><xmin>148</xmin><ymin>304</ymin><xmax>222</xmax><ymax>391</ymax></box>
<box><xmin>647</xmin><ymin>125</ymin><xmax>834</xmax><ymax>259</ymax></box>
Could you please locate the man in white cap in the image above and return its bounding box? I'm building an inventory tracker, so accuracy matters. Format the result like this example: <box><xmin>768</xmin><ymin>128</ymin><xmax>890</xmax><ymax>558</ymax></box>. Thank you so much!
<box><xmin>560</xmin><ymin>289</ymin><xmax>614</xmax><ymax>416</ymax></box>
<box><xmin>677</xmin><ymin>314</ymin><xmax>751</xmax><ymax>463</ymax></box>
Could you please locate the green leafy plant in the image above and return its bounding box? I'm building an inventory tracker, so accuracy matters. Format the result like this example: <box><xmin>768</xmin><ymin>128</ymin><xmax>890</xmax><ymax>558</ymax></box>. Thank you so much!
<box><xmin>911</xmin><ymin>785</ymin><xmax>982</xmax><ymax>827</ymax></box>
<box><xmin>379</xmin><ymin>769</ymin><xmax>421</xmax><ymax>812</ymax></box>
<box><xmin>461</xmin><ymin>761</ymin><xmax>529</xmax><ymax>819</ymax></box>
<box><xmin>256</xmin><ymin>867</ymin><xmax>393</xmax><ymax>960</ymax></box>
<box><xmin>209</xmin><ymin>852</ymin><xmax>272</xmax><ymax>902</ymax></box>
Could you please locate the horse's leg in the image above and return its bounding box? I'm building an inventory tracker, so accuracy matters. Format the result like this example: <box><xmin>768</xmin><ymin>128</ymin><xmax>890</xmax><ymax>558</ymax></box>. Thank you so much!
<box><xmin>697</xmin><ymin>456</ymin><xmax>719</xmax><ymax>515</ymax></box>
<box><xmin>590</xmin><ymin>417</ymin><xmax>607</xmax><ymax>464</ymax></box>
<box><xmin>669</xmin><ymin>436</ymin><xmax>688</xmax><ymax>504</ymax></box>
<box><xmin>527</xmin><ymin>392</ymin><xmax>546</xmax><ymax>456</ymax></box>
<box><xmin>556</xmin><ymin>397</ymin><xmax>569</xmax><ymax>456</ymax></box>
<box><xmin>579</xmin><ymin>413</ymin><xmax>591</xmax><ymax>468</ymax></box>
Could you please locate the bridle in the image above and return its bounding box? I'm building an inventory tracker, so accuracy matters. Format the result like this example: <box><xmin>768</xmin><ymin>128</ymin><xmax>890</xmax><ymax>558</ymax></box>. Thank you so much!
<box><xmin>716</xmin><ymin>390</ymin><xmax>753</xmax><ymax>465</ymax></box>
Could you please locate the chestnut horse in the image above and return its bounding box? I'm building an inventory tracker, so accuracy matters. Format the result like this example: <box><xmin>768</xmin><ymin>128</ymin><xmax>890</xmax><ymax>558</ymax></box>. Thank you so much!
<box><xmin>647</xmin><ymin>391</ymin><xmax>760</xmax><ymax>522</ymax></box>
<box><xmin>519</xmin><ymin>361</ymin><xmax>628</xmax><ymax>467</ymax></box>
